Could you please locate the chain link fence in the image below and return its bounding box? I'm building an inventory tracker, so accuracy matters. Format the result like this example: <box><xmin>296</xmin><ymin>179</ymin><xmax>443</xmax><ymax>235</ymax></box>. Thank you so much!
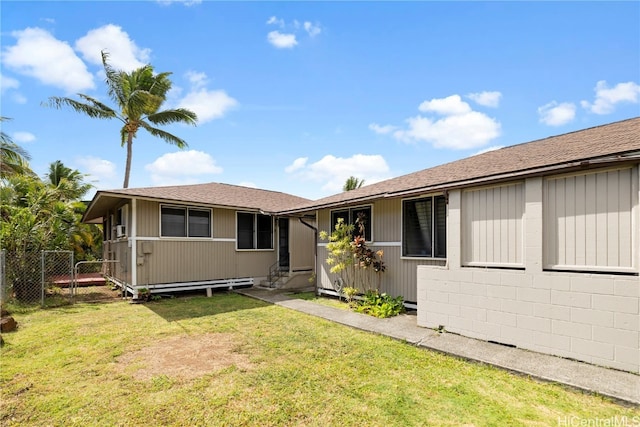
<box><xmin>0</xmin><ymin>250</ymin><xmax>119</xmax><ymax>307</ymax></box>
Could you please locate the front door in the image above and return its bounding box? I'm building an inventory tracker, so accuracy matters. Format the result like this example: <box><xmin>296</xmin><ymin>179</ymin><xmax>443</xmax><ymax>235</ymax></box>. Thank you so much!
<box><xmin>278</xmin><ymin>218</ymin><xmax>290</xmax><ymax>270</ymax></box>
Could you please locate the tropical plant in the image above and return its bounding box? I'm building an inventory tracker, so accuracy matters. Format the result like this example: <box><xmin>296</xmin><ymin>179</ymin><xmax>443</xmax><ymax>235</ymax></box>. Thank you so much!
<box><xmin>354</xmin><ymin>290</ymin><xmax>404</xmax><ymax>318</ymax></box>
<box><xmin>319</xmin><ymin>214</ymin><xmax>386</xmax><ymax>295</ymax></box>
<box><xmin>343</xmin><ymin>176</ymin><xmax>365</xmax><ymax>191</ymax></box>
<box><xmin>0</xmin><ymin>117</ymin><xmax>33</xmax><ymax>179</ymax></box>
<box><xmin>1</xmin><ymin>172</ymin><xmax>102</xmax><ymax>301</ymax></box>
<box><xmin>45</xmin><ymin>51</ymin><xmax>198</xmax><ymax>188</ymax></box>
<box><xmin>45</xmin><ymin>160</ymin><xmax>93</xmax><ymax>201</ymax></box>
<box><xmin>319</xmin><ymin>218</ymin><xmax>356</xmax><ymax>287</ymax></box>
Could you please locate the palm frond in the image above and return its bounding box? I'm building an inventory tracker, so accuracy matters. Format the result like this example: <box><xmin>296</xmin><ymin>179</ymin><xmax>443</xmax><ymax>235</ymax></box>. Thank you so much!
<box><xmin>120</xmin><ymin>126</ymin><xmax>128</xmax><ymax>147</ymax></box>
<box><xmin>1</xmin><ymin>118</ymin><xmax>33</xmax><ymax>178</ymax></box>
<box><xmin>45</xmin><ymin>97</ymin><xmax>117</xmax><ymax>120</ymax></box>
<box><xmin>102</xmin><ymin>50</ymin><xmax>127</xmax><ymax>107</ymax></box>
<box><xmin>139</xmin><ymin>122</ymin><xmax>189</xmax><ymax>148</ymax></box>
<box><xmin>147</xmin><ymin>109</ymin><xmax>198</xmax><ymax>126</ymax></box>
<box><xmin>148</xmin><ymin>72</ymin><xmax>173</xmax><ymax>98</ymax></box>
<box><xmin>76</xmin><ymin>94</ymin><xmax>119</xmax><ymax>118</ymax></box>
<box><xmin>126</xmin><ymin>89</ymin><xmax>163</xmax><ymax>118</ymax></box>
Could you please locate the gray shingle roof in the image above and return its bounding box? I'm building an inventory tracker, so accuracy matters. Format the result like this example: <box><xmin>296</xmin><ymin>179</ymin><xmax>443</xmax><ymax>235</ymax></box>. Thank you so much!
<box><xmin>283</xmin><ymin>117</ymin><xmax>640</xmax><ymax>213</ymax></box>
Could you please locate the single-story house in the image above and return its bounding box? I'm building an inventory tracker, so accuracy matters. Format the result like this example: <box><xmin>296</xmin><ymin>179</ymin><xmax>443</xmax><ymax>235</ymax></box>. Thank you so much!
<box><xmin>82</xmin><ymin>183</ymin><xmax>317</xmax><ymax>296</ymax></box>
<box><xmin>83</xmin><ymin>117</ymin><xmax>639</xmax><ymax>373</ymax></box>
<box><xmin>282</xmin><ymin>117</ymin><xmax>640</xmax><ymax>373</ymax></box>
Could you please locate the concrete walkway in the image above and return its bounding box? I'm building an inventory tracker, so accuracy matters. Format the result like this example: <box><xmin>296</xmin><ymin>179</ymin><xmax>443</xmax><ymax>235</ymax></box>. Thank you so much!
<box><xmin>236</xmin><ymin>287</ymin><xmax>639</xmax><ymax>406</ymax></box>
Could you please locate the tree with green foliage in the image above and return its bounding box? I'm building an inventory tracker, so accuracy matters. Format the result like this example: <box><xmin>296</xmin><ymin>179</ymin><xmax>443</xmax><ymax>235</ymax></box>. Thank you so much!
<box><xmin>45</xmin><ymin>51</ymin><xmax>198</xmax><ymax>188</ymax></box>
<box><xmin>1</xmin><ymin>166</ymin><xmax>102</xmax><ymax>301</ymax></box>
<box><xmin>319</xmin><ymin>215</ymin><xmax>385</xmax><ymax>294</ymax></box>
<box><xmin>343</xmin><ymin>176</ymin><xmax>365</xmax><ymax>191</ymax></box>
<box><xmin>45</xmin><ymin>160</ymin><xmax>93</xmax><ymax>201</ymax></box>
<box><xmin>319</xmin><ymin>216</ymin><xmax>398</xmax><ymax>317</ymax></box>
<box><xmin>1</xmin><ymin>117</ymin><xmax>33</xmax><ymax>179</ymax></box>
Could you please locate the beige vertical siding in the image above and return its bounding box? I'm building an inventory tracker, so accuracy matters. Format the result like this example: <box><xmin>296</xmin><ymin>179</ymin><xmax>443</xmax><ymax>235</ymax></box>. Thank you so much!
<box><xmin>289</xmin><ymin>218</ymin><xmax>315</xmax><ymax>271</ymax></box>
<box><xmin>137</xmin><ymin>240</ymin><xmax>275</xmax><ymax>285</ymax></box>
<box><xmin>544</xmin><ymin>166</ymin><xmax>637</xmax><ymax>272</ymax></box>
<box><xmin>319</xmin><ymin>199</ymin><xmax>401</xmax><ymax>242</ymax></box>
<box><xmin>317</xmin><ymin>200</ymin><xmax>443</xmax><ymax>303</ymax></box>
<box><xmin>136</xmin><ymin>200</ymin><xmax>159</xmax><ymax>237</ymax></box>
<box><xmin>128</xmin><ymin>201</ymin><xmax>278</xmax><ymax>285</ymax></box>
<box><xmin>372</xmin><ymin>198</ymin><xmax>401</xmax><ymax>242</ymax></box>
<box><xmin>106</xmin><ymin>240</ymin><xmax>130</xmax><ymax>285</ymax></box>
<box><xmin>318</xmin><ymin>209</ymin><xmax>332</xmax><ymax>235</ymax></box>
<box><xmin>461</xmin><ymin>182</ymin><xmax>524</xmax><ymax>267</ymax></box>
<box><xmin>136</xmin><ymin>201</ymin><xmax>235</xmax><ymax>239</ymax></box>
<box><xmin>317</xmin><ymin>244</ymin><xmax>443</xmax><ymax>302</ymax></box>
<box><xmin>215</xmin><ymin>209</ymin><xmax>236</xmax><ymax>239</ymax></box>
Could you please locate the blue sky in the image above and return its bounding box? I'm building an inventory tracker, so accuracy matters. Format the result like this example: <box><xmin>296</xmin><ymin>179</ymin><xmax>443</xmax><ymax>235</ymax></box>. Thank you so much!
<box><xmin>1</xmin><ymin>1</ymin><xmax>639</xmax><ymax>200</ymax></box>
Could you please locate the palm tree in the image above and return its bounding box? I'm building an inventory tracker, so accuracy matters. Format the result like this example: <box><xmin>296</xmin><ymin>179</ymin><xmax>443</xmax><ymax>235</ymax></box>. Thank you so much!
<box><xmin>343</xmin><ymin>176</ymin><xmax>365</xmax><ymax>191</ymax></box>
<box><xmin>46</xmin><ymin>51</ymin><xmax>198</xmax><ymax>188</ymax></box>
<box><xmin>45</xmin><ymin>160</ymin><xmax>93</xmax><ymax>201</ymax></box>
<box><xmin>1</xmin><ymin>117</ymin><xmax>33</xmax><ymax>179</ymax></box>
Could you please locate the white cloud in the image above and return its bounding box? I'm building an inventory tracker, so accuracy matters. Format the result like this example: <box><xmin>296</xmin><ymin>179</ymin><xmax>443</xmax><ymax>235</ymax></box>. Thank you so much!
<box><xmin>419</xmin><ymin>95</ymin><xmax>472</xmax><ymax>115</ymax></box>
<box><xmin>284</xmin><ymin>157</ymin><xmax>308</xmax><ymax>173</ymax></box>
<box><xmin>75</xmin><ymin>156</ymin><xmax>118</xmax><ymax>189</ymax></box>
<box><xmin>286</xmin><ymin>154</ymin><xmax>391</xmax><ymax>194</ymax></box>
<box><xmin>467</xmin><ymin>91</ymin><xmax>502</xmax><ymax>108</ymax></box>
<box><xmin>304</xmin><ymin>22</ymin><xmax>321</xmax><ymax>37</ymax></box>
<box><xmin>12</xmin><ymin>131</ymin><xmax>36</xmax><ymax>143</ymax></box>
<box><xmin>581</xmin><ymin>80</ymin><xmax>640</xmax><ymax>115</ymax></box>
<box><xmin>1</xmin><ymin>73</ymin><xmax>27</xmax><ymax>104</ymax></box>
<box><xmin>157</xmin><ymin>0</ymin><xmax>202</xmax><ymax>6</ymax></box>
<box><xmin>368</xmin><ymin>123</ymin><xmax>397</xmax><ymax>135</ymax></box>
<box><xmin>185</xmin><ymin>70</ymin><xmax>208</xmax><ymax>89</ymax></box>
<box><xmin>11</xmin><ymin>93</ymin><xmax>28</xmax><ymax>104</ymax></box>
<box><xmin>237</xmin><ymin>181</ymin><xmax>257</xmax><ymax>188</ymax></box>
<box><xmin>75</xmin><ymin>24</ymin><xmax>150</xmax><ymax>72</ymax></box>
<box><xmin>391</xmin><ymin>95</ymin><xmax>501</xmax><ymax>150</ymax></box>
<box><xmin>538</xmin><ymin>101</ymin><xmax>576</xmax><ymax>126</ymax></box>
<box><xmin>145</xmin><ymin>150</ymin><xmax>222</xmax><ymax>185</ymax></box>
<box><xmin>177</xmin><ymin>89</ymin><xmax>238</xmax><ymax>123</ymax></box>
<box><xmin>2</xmin><ymin>27</ymin><xmax>94</xmax><ymax>93</ymax></box>
<box><xmin>267</xmin><ymin>31</ymin><xmax>298</xmax><ymax>49</ymax></box>
<box><xmin>266</xmin><ymin>16</ymin><xmax>285</xmax><ymax>28</ymax></box>
<box><xmin>0</xmin><ymin>73</ymin><xmax>20</xmax><ymax>93</ymax></box>
<box><xmin>473</xmin><ymin>145</ymin><xmax>504</xmax><ymax>156</ymax></box>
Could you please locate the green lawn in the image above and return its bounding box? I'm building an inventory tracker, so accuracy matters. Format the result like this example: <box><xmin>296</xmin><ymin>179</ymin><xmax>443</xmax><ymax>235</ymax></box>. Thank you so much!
<box><xmin>1</xmin><ymin>293</ymin><xmax>637</xmax><ymax>426</ymax></box>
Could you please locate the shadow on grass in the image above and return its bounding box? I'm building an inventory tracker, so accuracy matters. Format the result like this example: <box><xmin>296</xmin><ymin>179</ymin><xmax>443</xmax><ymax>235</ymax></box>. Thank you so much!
<box><xmin>142</xmin><ymin>291</ymin><xmax>271</xmax><ymax>322</ymax></box>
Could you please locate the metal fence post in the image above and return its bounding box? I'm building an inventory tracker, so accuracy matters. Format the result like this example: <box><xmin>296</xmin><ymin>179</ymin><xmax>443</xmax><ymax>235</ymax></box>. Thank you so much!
<box><xmin>0</xmin><ymin>250</ymin><xmax>5</xmax><ymax>305</ymax></box>
<box><xmin>41</xmin><ymin>250</ymin><xmax>45</xmax><ymax>307</ymax></box>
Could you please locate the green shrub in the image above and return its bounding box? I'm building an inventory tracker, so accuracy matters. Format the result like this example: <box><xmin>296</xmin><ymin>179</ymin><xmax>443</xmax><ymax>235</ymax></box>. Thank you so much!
<box><xmin>354</xmin><ymin>290</ymin><xmax>404</xmax><ymax>318</ymax></box>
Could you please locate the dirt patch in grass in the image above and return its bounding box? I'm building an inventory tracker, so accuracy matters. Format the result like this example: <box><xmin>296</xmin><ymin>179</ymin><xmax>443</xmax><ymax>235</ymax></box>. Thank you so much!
<box><xmin>116</xmin><ymin>333</ymin><xmax>253</xmax><ymax>380</ymax></box>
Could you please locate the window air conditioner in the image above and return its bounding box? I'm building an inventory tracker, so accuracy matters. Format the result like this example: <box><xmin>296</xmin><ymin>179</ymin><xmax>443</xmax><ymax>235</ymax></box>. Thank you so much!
<box><xmin>116</xmin><ymin>225</ymin><xmax>126</xmax><ymax>238</ymax></box>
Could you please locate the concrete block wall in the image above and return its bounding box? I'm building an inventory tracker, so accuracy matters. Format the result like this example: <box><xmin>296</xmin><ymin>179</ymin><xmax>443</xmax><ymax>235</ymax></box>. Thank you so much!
<box><xmin>417</xmin><ymin>179</ymin><xmax>640</xmax><ymax>374</ymax></box>
<box><xmin>417</xmin><ymin>267</ymin><xmax>639</xmax><ymax>373</ymax></box>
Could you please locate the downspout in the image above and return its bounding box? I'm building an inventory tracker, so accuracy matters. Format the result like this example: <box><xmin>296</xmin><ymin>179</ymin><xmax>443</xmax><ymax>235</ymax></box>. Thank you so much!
<box><xmin>298</xmin><ymin>216</ymin><xmax>318</xmax><ymax>295</ymax></box>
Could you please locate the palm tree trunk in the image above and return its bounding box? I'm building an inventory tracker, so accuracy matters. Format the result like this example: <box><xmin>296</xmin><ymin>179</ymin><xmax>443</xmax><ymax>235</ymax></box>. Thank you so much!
<box><xmin>123</xmin><ymin>134</ymin><xmax>133</xmax><ymax>188</ymax></box>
